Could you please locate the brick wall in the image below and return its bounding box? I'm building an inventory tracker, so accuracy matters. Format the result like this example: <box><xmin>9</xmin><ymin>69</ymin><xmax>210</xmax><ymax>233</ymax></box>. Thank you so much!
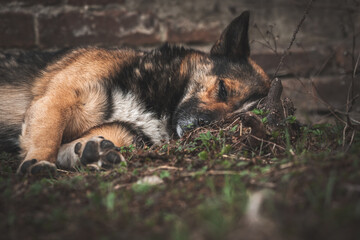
<box><xmin>0</xmin><ymin>0</ymin><xmax>359</xmax><ymax>77</ymax></box>
<box><xmin>0</xmin><ymin>0</ymin><xmax>359</xmax><ymax>52</ymax></box>
<box><xmin>0</xmin><ymin>0</ymin><xmax>216</xmax><ymax>49</ymax></box>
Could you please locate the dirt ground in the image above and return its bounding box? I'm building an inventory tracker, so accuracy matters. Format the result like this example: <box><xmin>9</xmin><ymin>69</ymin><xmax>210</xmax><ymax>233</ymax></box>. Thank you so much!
<box><xmin>1</xmin><ymin>99</ymin><xmax>359</xmax><ymax>240</ymax></box>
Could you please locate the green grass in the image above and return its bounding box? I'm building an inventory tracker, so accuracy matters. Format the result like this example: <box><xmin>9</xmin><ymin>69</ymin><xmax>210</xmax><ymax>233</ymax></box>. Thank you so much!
<box><xmin>0</xmin><ymin>119</ymin><xmax>359</xmax><ymax>240</ymax></box>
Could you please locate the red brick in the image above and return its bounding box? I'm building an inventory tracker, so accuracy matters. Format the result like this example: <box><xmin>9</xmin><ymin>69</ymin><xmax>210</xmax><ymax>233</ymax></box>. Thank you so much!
<box><xmin>38</xmin><ymin>11</ymin><xmax>116</xmax><ymax>48</ymax></box>
<box><xmin>27</xmin><ymin>0</ymin><xmax>62</xmax><ymax>5</ymax></box>
<box><xmin>168</xmin><ymin>26</ymin><xmax>221</xmax><ymax>44</ymax></box>
<box><xmin>120</xmin><ymin>13</ymin><xmax>142</xmax><ymax>30</ymax></box>
<box><xmin>251</xmin><ymin>50</ymin><xmax>347</xmax><ymax>77</ymax></box>
<box><xmin>0</xmin><ymin>12</ymin><xmax>35</xmax><ymax>48</ymax></box>
<box><xmin>0</xmin><ymin>0</ymin><xmax>13</xmax><ymax>4</ymax></box>
<box><xmin>119</xmin><ymin>32</ymin><xmax>161</xmax><ymax>46</ymax></box>
<box><xmin>0</xmin><ymin>0</ymin><xmax>62</xmax><ymax>6</ymax></box>
<box><xmin>67</xmin><ymin>0</ymin><xmax>125</xmax><ymax>5</ymax></box>
<box><xmin>38</xmin><ymin>10</ymin><xmax>162</xmax><ymax>48</ymax></box>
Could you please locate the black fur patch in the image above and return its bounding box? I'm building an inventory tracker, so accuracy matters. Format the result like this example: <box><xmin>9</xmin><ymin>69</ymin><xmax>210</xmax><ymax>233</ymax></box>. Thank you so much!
<box><xmin>0</xmin><ymin>123</ymin><xmax>21</xmax><ymax>152</ymax></box>
<box><xmin>116</xmin><ymin>121</ymin><xmax>154</xmax><ymax>147</ymax></box>
<box><xmin>0</xmin><ymin>49</ymin><xmax>69</xmax><ymax>86</ymax></box>
<box><xmin>109</xmin><ymin>44</ymin><xmax>198</xmax><ymax>119</ymax></box>
<box><xmin>103</xmin><ymin>87</ymin><xmax>114</xmax><ymax>121</ymax></box>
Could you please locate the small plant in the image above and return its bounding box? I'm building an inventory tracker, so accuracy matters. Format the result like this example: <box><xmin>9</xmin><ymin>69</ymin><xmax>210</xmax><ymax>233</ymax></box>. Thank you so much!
<box><xmin>252</xmin><ymin>108</ymin><xmax>268</xmax><ymax>116</ymax></box>
<box><xmin>252</xmin><ymin>108</ymin><xmax>269</xmax><ymax>124</ymax></box>
<box><xmin>116</xmin><ymin>161</ymin><xmax>128</xmax><ymax>174</ymax></box>
<box><xmin>285</xmin><ymin>115</ymin><xmax>297</xmax><ymax>124</ymax></box>
<box><xmin>230</xmin><ymin>124</ymin><xmax>238</xmax><ymax>132</ymax></box>
<box><xmin>195</xmin><ymin>131</ymin><xmax>216</xmax><ymax>152</ymax></box>
<box><xmin>117</xmin><ymin>144</ymin><xmax>135</xmax><ymax>153</ymax></box>
<box><xmin>261</xmin><ymin>116</ymin><xmax>268</xmax><ymax>124</ymax></box>
<box><xmin>219</xmin><ymin>144</ymin><xmax>232</xmax><ymax>156</ymax></box>
<box><xmin>132</xmin><ymin>183</ymin><xmax>152</xmax><ymax>194</ymax></box>
<box><xmin>159</xmin><ymin>170</ymin><xmax>171</xmax><ymax>179</ymax></box>
<box><xmin>104</xmin><ymin>192</ymin><xmax>116</xmax><ymax>212</ymax></box>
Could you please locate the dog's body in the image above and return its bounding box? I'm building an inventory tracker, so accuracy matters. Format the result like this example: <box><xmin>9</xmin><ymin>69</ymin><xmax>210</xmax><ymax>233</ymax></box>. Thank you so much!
<box><xmin>0</xmin><ymin>11</ymin><xmax>270</xmax><ymax>175</ymax></box>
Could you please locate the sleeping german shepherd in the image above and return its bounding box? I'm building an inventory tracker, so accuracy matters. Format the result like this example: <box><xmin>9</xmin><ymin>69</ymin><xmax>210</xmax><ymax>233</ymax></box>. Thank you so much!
<box><xmin>0</xmin><ymin>11</ymin><xmax>270</xmax><ymax>176</ymax></box>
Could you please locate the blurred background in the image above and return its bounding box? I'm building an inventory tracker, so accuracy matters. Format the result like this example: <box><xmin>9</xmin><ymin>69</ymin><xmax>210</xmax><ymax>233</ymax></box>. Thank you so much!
<box><xmin>0</xmin><ymin>0</ymin><xmax>359</xmax><ymax>124</ymax></box>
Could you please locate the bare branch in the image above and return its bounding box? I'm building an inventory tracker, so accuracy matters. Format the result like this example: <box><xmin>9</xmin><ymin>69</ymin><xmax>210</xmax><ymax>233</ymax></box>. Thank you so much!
<box><xmin>354</xmin><ymin>52</ymin><xmax>360</xmax><ymax>78</ymax></box>
<box><xmin>273</xmin><ymin>0</ymin><xmax>315</xmax><ymax>79</ymax></box>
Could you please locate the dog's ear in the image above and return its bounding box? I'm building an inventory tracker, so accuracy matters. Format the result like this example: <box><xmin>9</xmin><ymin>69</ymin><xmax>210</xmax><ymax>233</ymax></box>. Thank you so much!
<box><xmin>210</xmin><ymin>11</ymin><xmax>250</xmax><ymax>61</ymax></box>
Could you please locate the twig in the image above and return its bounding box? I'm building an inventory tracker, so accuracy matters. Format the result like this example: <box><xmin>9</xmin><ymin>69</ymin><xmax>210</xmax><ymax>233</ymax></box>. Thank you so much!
<box><xmin>273</xmin><ymin>0</ymin><xmax>315</xmax><ymax>79</ymax></box>
<box><xmin>253</xmin><ymin>24</ymin><xmax>277</xmax><ymax>53</ymax></box>
<box><xmin>180</xmin><ymin>169</ymin><xmax>264</xmax><ymax>177</ymax></box>
<box><xmin>342</xmin><ymin>11</ymin><xmax>360</xmax><ymax>149</ymax></box>
<box><xmin>268</xmin><ymin>25</ymin><xmax>278</xmax><ymax>53</ymax></box>
<box><xmin>250</xmin><ymin>135</ymin><xmax>286</xmax><ymax>151</ymax></box>
<box><xmin>113</xmin><ymin>183</ymin><xmax>132</xmax><ymax>190</ymax></box>
<box><xmin>315</xmin><ymin>50</ymin><xmax>336</xmax><ymax>76</ymax></box>
<box><xmin>223</xmin><ymin>117</ymin><xmax>241</xmax><ymax>131</ymax></box>
<box><xmin>254</xmin><ymin>0</ymin><xmax>359</xmax><ymax>128</ymax></box>
<box><xmin>252</xmin><ymin>40</ymin><xmax>276</xmax><ymax>52</ymax></box>
<box><xmin>308</xmin><ymin>77</ymin><xmax>347</xmax><ymax>124</ymax></box>
<box><xmin>57</xmin><ymin>169</ymin><xmax>72</xmax><ymax>174</ymax></box>
<box><xmin>353</xmin><ymin>52</ymin><xmax>360</xmax><ymax>78</ymax></box>
<box><xmin>147</xmin><ymin>165</ymin><xmax>183</xmax><ymax>172</ymax></box>
<box><xmin>347</xmin><ymin>130</ymin><xmax>356</xmax><ymax>151</ymax></box>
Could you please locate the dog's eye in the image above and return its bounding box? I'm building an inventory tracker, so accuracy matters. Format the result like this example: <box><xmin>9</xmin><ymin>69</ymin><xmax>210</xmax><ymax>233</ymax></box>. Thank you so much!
<box><xmin>218</xmin><ymin>80</ymin><xmax>228</xmax><ymax>102</ymax></box>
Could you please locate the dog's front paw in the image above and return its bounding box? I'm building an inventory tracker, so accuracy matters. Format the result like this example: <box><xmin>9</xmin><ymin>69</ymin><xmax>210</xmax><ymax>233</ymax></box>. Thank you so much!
<box><xmin>75</xmin><ymin>136</ymin><xmax>125</xmax><ymax>170</ymax></box>
<box><xmin>17</xmin><ymin>159</ymin><xmax>57</xmax><ymax>177</ymax></box>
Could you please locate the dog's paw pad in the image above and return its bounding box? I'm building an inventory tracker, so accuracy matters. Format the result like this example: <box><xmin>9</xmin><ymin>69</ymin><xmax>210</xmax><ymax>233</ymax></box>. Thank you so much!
<box><xmin>76</xmin><ymin>137</ymin><xmax>125</xmax><ymax>170</ymax></box>
<box><xmin>17</xmin><ymin>159</ymin><xmax>37</xmax><ymax>175</ymax></box>
<box><xmin>80</xmin><ymin>140</ymin><xmax>100</xmax><ymax>165</ymax></box>
<box><xmin>104</xmin><ymin>151</ymin><xmax>121</xmax><ymax>164</ymax></box>
<box><xmin>17</xmin><ymin>160</ymin><xmax>57</xmax><ymax>177</ymax></box>
<box><xmin>100</xmin><ymin>140</ymin><xmax>115</xmax><ymax>150</ymax></box>
<box><xmin>74</xmin><ymin>142</ymin><xmax>82</xmax><ymax>155</ymax></box>
<box><xmin>30</xmin><ymin>161</ymin><xmax>57</xmax><ymax>177</ymax></box>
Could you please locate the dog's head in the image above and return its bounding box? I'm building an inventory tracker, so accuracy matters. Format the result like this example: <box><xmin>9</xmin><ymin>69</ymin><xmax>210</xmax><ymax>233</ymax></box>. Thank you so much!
<box><xmin>173</xmin><ymin>11</ymin><xmax>271</xmax><ymax>137</ymax></box>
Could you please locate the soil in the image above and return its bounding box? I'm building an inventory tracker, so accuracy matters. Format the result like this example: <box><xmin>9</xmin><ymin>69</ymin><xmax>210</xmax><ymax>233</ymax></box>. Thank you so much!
<box><xmin>1</xmin><ymin>79</ymin><xmax>360</xmax><ymax>240</ymax></box>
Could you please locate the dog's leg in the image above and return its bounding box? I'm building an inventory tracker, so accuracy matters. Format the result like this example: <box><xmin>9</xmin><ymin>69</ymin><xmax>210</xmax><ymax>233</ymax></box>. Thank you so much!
<box><xmin>17</xmin><ymin>84</ymin><xmax>110</xmax><ymax>176</ymax></box>
<box><xmin>17</xmin><ymin>95</ymin><xmax>75</xmax><ymax>176</ymax></box>
<box><xmin>14</xmin><ymin>48</ymin><xmax>141</xmax><ymax>176</ymax></box>
<box><xmin>56</xmin><ymin>123</ymin><xmax>134</xmax><ymax>170</ymax></box>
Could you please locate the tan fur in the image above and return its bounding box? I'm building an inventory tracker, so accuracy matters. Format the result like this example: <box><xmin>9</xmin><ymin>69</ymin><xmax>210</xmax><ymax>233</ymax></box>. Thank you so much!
<box><xmin>198</xmin><ymin>77</ymin><xmax>256</xmax><ymax>113</ymax></box>
<box><xmin>0</xmin><ymin>86</ymin><xmax>32</xmax><ymax>125</ymax></box>
<box><xmin>85</xmin><ymin>124</ymin><xmax>133</xmax><ymax>147</ymax></box>
<box><xmin>179</xmin><ymin>52</ymin><xmax>207</xmax><ymax>78</ymax></box>
<box><xmin>20</xmin><ymin>48</ymin><xmax>140</xmax><ymax>163</ymax></box>
<box><xmin>249</xmin><ymin>58</ymin><xmax>270</xmax><ymax>88</ymax></box>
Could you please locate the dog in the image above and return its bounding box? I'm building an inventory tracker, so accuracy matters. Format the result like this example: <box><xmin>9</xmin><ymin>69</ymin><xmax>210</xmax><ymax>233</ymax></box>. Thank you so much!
<box><xmin>0</xmin><ymin>11</ymin><xmax>270</xmax><ymax>176</ymax></box>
